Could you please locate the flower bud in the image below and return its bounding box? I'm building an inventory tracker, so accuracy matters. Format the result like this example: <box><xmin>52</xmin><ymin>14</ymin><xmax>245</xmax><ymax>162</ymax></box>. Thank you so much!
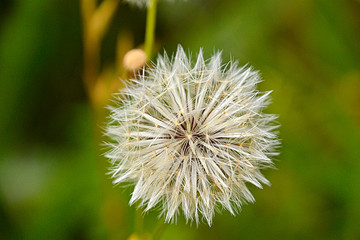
<box><xmin>123</xmin><ymin>49</ymin><xmax>147</xmax><ymax>71</ymax></box>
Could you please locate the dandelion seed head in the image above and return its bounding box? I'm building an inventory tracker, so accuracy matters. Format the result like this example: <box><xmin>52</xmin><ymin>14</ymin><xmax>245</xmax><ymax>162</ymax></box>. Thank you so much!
<box><xmin>106</xmin><ymin>45</ymin><xmax>279</xmax><ymax>225</ymax></box>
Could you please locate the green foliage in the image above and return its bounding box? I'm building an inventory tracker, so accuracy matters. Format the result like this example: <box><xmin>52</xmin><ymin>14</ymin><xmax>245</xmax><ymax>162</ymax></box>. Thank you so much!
<box><xmin>1</xmin><ymin>0</ymin><xmax>359</xmax><ymax>239</ymax></box>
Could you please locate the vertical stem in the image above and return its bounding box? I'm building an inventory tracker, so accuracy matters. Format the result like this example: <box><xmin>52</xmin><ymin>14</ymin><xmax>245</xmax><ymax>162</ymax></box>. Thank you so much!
<box><xmin>144</xmin><ymin>0</ymin><xmax>158</xmax><ymax>60</ymax></box>
<box><xmin>81</xmin><ymin>0</ymin><xmax>99</xmax><ymax>98</ymax></box>
<box><xmin>80</xmin><ymin>0</ymin><xmax>96</xmax><ymax>24</ymax></box>
<box><xmin>83</xmin><ymin>36</ymin><xmax>100</xmax><ymax>99</ymax></box>
<box><xmin>81</xmin><ymin>0</ymin><xmax>120</xmax><ymax>103</ymax></box>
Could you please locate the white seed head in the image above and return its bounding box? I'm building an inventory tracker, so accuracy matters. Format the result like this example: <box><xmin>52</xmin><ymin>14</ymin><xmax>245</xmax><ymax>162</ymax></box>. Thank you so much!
<box><xmin>105</xmin><ymin>45</ymin><xmax>279</xmax><ymax>225</ymax></box>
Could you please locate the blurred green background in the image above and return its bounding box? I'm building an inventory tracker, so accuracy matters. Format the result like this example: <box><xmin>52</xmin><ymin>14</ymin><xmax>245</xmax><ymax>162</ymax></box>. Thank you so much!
<box><xmin>1</xmin><ymin>0</ymin><xmax>360</xmax><ymax>239</ymax></box>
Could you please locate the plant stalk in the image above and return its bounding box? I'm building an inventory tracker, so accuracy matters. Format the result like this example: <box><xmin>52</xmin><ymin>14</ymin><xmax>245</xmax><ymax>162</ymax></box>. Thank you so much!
<box><xmin>144</xmin><ymin>0</ymin><xmax>158</xmax><ymax>60</ymax></box>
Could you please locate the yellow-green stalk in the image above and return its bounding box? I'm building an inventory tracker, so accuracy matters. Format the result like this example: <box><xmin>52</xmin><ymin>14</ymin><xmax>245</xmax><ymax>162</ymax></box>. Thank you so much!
<box><xmin>144</xmin><ymin>0</ymin><xmax>158</xmax><ymax>60</ymax></box>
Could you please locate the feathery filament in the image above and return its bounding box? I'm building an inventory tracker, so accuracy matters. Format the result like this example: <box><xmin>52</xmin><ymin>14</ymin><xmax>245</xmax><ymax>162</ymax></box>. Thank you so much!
<box><xmin>106</xmin><ymin>45</ymin><xmax>279</xmax><ymax>225</ymax></box>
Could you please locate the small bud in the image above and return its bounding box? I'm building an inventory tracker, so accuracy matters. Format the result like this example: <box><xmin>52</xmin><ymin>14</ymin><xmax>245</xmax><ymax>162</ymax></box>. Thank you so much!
<box><xmin>123</xmin><ymin>49</ymin><xmax>147</xmax><ymax>71</ymax></box>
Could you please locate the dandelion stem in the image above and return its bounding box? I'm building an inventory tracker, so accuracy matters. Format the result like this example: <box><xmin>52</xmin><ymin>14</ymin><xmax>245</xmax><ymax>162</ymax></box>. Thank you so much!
<box><xmin>144</xmin><ymin>0</ymin><xmax>158</xmax><ymax>60</ymax></box>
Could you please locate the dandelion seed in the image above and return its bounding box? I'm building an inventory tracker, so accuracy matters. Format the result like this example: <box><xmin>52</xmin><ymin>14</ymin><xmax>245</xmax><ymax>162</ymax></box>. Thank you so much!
<box><xmin>105</xmin><ymin>45</ymin><xmax>279</xmax><ymax>225</ymax></box>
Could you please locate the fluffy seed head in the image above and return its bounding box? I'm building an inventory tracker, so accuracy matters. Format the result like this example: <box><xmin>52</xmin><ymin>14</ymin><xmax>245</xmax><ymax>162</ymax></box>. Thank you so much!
<box><xmin>105</xmin><ymin>45</ymin><xmax>279</xmax><ymax>225</ymax></box>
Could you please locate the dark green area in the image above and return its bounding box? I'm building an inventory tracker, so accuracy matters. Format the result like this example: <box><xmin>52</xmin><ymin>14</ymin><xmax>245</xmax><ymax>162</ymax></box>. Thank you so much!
<box><xmin>1</xmin><ymin>0</ymin><xmax>359</xmax><ymax>239</ymax></box>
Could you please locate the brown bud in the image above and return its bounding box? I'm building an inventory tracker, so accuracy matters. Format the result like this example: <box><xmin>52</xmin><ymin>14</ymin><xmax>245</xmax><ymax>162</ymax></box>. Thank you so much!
<box><xmin>123</xmin><ymin>49</ymin><xmax>147</xmax><ymax>71</ymax></box>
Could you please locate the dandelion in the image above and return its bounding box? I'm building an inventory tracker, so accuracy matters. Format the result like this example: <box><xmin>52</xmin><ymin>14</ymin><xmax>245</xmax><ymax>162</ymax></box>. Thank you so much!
<box><xmin>105</xmin><ymin>45</ymin><xmax>279</xmax><ymax>225</ymax></box>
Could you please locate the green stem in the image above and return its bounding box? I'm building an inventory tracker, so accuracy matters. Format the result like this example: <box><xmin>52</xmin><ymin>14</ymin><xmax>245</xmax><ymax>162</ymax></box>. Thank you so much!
<box><xmin>144</xmin><ymin>0</ymin><xmax>158</xmax><ymax>60</ymax></box>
